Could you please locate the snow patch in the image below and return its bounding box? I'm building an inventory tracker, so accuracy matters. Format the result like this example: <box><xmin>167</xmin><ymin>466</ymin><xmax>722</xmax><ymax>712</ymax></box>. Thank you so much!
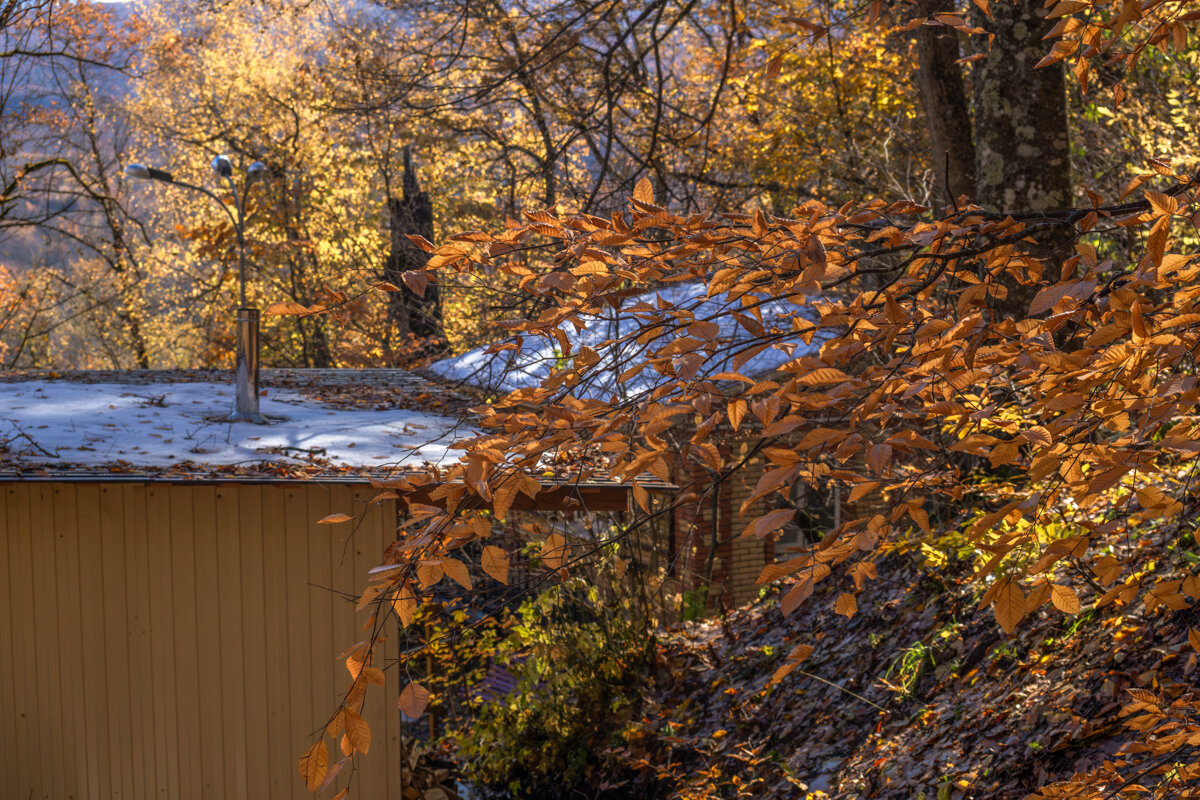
<box><xmin>428</xmin><ymin>282</ymin><xmax>831</xmax><ymax>399</ymax></box>
<box><xmin>0</xmin><ymin>380</ymin><xmax>469</xmax><ymax>470</ymax></box>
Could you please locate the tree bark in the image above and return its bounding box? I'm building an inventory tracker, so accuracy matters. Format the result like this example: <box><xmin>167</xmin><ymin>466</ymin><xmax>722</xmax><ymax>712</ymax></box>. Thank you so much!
<box><xmin>914</xmin><ymin>0</ymin><xmax>976</xmax><ymax>206</ymax></box>
<box><xmin>971</xmin><ymin>0</ymin><xmax>1072</xmax><ymax>317</ymax></box>
<box><xmin>384</xmin><ymin>147</ymin><xmax>447</xmax><ymax>361</ymax></box>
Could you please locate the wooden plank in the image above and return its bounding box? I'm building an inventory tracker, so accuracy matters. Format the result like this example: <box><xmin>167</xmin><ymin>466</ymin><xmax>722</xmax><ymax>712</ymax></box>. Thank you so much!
<box><xmin>23</xmin><ymin>482</ymin><xmax>54</xmax><ymax>799</ymax></box>
<box><xmin>31</xmin><ymin>484</ymin><xmax>65</xmax><ymax>800</ymax></box>
<box><xmin>364</xmin><ymin>489</ymin><xmax>401</xmax><ymax>798</ymax></box>
<box><xmin>190</xmin><ymin>484</ymin><xmax>224</xmax><ymax>799</ymax></box>
<box><xmin>0</xmin><ymin>486</ymin><xmax>19</xmax><ymax>798</ymax></box>
<box><xmin>307</xmin><ymin>484</ymin><xmax>338</xmax><ymax>774</ymax></box>
<box><xmin>259</xmin><ymin>485</ymin><xmax>293</xmax><ymax>797</ymax></box>
<box><xmin>237</xmin><ymin>484</ymin><xmax>270</xmax><ymax>800</ymax></box>
<box><xmin>2</xmin><ymin>483</ymin><xmax>34</xmax><ymax>796</ymax></box>
<box><xmin>349</xmin><ymin>489</ymin><xmax>394</xmax><ymax>799</ymax></box>
<box><xmin>76</xmin><ymin>484</ymin><xmax>112</xmax><ymax>800</ymax></box>
<box><xmin>53</xmin><ymin>483</ymin><xmax>88</xmax><ymax>800</ymax></box>
<box><xmin>324</xmin><ymin>485</ymin><xmax>355</xmax><ymax>799</ymax></box>
<box><xmin>99</xmin><ymin>486</ymin><xmax>135</xmax><ymax>800</ymax></box>
<box><xmin>122</xmin><ymin>484</ymin><xmax>156</xmax><ymax>800</ymax></box>
<box><xmin>214</xmin><ymin>485</ymin><xmax>248</xmax><ymax>800</ymax></box>
<box><xmin>168</xmin><ymin>486</ymin><xmax>201</xmax><ymax>800</ymax></box>
<box><xmin>283</xmin><ymin>485</ymin><xmax>315</xmax><ymax>794</ymax></box>
<box><xmin>145</xmin><ymin>484</ymin><xmax>180</xmax><ymax>800</ymax></box>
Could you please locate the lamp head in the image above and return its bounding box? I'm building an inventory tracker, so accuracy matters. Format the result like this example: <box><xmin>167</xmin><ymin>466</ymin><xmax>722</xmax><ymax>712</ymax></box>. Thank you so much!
<box><xmin>246</xmin><ymin>161</ymin><xmax>267</xmax><ymax>181</ymax></box>
<box><xmin>211</xmin><ymin>155</ymin><xmax>234</xmax><ymax>178</ymax></box>
<box><xmin>124</xmin><ymin>163</ymin><xmax>174</xmax><ymax>182</ymax></box>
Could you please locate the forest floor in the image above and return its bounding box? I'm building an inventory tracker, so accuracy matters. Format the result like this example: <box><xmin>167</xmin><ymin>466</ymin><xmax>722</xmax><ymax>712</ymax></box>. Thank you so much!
<box><xmin>611</xmin><ymin>528</ymin><xmax>1197</xmax><ymax>799</ymax></box>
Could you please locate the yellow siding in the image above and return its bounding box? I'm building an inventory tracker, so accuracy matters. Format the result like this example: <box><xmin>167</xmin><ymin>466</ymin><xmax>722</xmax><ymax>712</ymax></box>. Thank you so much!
<box><xmin>0</xmin><ymin>481</ymin><xmax>402</xmax><ymax>800</ymax></box>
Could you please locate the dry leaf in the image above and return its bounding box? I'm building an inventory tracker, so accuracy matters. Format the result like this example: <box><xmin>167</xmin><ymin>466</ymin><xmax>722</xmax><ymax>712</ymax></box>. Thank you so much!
<box><xmin>399</xmin><ymin>682</ymin><xmax>431</xmax><ymax>719</ymax></box>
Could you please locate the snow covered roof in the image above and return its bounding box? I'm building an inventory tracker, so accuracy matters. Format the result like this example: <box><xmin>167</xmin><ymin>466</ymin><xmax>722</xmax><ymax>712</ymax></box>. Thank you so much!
<box><xmin>0</xmin><ymin>369</ymin><xmax>473</xmax><ymax>479</ymax></box>
<box><xmin>426</xmin><ymin>282</ymin><xmax>833</xmax><ymax>400</ymax></box>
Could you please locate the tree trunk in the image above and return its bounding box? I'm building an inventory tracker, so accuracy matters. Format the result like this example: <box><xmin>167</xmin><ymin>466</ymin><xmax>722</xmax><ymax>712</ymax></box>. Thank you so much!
<box><xmin>971</xmin><ymin>0</ymin><xmax>1073</xmax><ymax>317</ymax></box>
<box><xmin>384</xmin><ymin>147</ymin><xmax>447</xmax><ymax>361</ymax></box>
<box><xmin>914</xmin><ymin>0</ymin><xmax>976</xmax><ymax>206</ymax></box>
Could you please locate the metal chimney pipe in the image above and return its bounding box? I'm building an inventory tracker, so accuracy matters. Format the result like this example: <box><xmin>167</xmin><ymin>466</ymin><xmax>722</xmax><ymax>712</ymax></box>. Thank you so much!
<box><xmin>232</xmin><ymin>307</ymin><xmax>265</xmax><ymax>423</ymax></box>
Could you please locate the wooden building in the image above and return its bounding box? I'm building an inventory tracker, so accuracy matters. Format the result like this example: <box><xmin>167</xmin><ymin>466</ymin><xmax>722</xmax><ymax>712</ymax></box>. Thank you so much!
<box><xmin>1</xmin><ymin>369</ymin><xmax>634</xmax><ymax>800</ymax></box>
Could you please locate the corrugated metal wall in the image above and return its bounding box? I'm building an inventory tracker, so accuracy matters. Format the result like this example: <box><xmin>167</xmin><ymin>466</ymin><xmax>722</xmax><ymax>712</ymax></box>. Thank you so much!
<box><xmin>1</xmin><ymin>481</ymin><xmax>403</xmax><ymax>800</ymax></box>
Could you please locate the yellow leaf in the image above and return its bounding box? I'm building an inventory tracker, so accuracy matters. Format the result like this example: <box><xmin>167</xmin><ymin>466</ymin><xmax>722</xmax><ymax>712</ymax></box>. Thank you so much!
<box><xmin>318</xmin><ymin>513</ymin><xmax>353</xmax><ymax>524</ymax></box>
<box><xmin>399</xmin><ymin>682</ymin><xmax>431</xmax><ymax>719</ymax></box>
<box><xmin>442</xmin><ymin>557</ymin><xmax>473</xmax><ymax>591</ymax></box>
<box><xmin>343</xmin><ymin>708</ymin><xmax>371</xmax><ymax>755</ymax></box>
<box><xmin>482</xmin><ymin>545</ymin><xmax>509</xmax><ymax>585</ymax></box>
<box><xmin>298</xmin><ymin>740</ymin><xmax>329</xmax><ymax>791</ymax></box>
<box><xmin>1050</xmin><ymin>584</ymin><xmax>1081</xmax><ymax>614</ymax></box>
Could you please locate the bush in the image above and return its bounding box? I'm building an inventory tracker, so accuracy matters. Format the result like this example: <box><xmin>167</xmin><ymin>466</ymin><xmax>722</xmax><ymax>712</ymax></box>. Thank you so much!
<box><xmin>442</xmin><ymin>577</ymin><xmax>655</xmax><ymax>798</ymax></box>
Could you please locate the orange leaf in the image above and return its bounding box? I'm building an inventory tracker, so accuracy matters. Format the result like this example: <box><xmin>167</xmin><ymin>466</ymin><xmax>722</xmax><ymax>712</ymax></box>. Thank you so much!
<box><xmin>541</xmin><ymin>533</ymin><xmax>569</xmax><ymax>570</ymax></box>
<box><xmin>399</xmin><ymin>682</ymin><xmax>431</xmax><ymax>719</ymax></box>
<box><xmin>781</xmin><ymin>578</ymin><xmax>814</xmax><ymax>616</ymax></box>
<box><xmin>834</xmin><ymin>593</ymin><xmax>857</xmax><ymax>618</ymax></box>
<box><xmin>401</xmin><ymin>270</ymin><xmax>428</xmax><ymax>298</ymax></box>
<box><xmin>343</xmin><ymin>708</ymin><xmax>371</xmax><ymax>755</ymax></box>
<box><xmin>266</xmin><ymin>300</ymin><xmax>312</xmax><ymax>316</ymax></box>
<box><xmin>994</xmin><ymin>580</ymin><xmax>1026</xmax><ymax>634</ymax></box>
<box><xmin>482</xmin><ymin>545</ymin><xmax>509</xmax><ymax>585</ymax></box>
<box><xmin>392</xmin><ymin>584</ymin><xmax>416</xmax><ymax>628</ymax></box>
<box><xmin>1050</xmin><ymin>584</ymin><xmax>1081</xmax><ymax>614</ymax></box>
<box><xmin>318</xmin><ymin>513</ymin><xmax>353</xmax><ymax>524</ymax></box>
<box><xmin>298</xmin><ymin>740</ymin><xmax>329</xmax><ymax>791</ymax></box>
<box><xmin>492</xmin><ymin>476</ymin><xmax>522</xmax><ymax>520</ymax></box>
<box><xmin>443</xmin><ymin>557</ymin><xmax>473</xmax><ymax>591</ymax></box>
<box><xmin>1189</xmin><ymin>628</ymin><xmax>1200</xmax><ymax>654</ymax></box>
<box><xmin>633</xmin><ymin>176</ymin><xmax>654</xmax><ymax>204</ymax></box>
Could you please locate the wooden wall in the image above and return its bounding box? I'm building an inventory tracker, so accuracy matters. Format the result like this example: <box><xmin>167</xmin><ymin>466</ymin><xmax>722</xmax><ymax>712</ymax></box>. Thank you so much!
<box><xmin>1</xmin><ymin>481</ymin><xmax>403</xmax><ymax>800</ymax></box>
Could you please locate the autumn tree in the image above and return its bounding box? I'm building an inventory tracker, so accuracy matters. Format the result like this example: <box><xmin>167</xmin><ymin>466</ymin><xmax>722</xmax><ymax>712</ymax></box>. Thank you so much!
<box><xmin>283</xmin><ymin>3</ymin><xmax>1200</xmax><ymax>799</ymax></box>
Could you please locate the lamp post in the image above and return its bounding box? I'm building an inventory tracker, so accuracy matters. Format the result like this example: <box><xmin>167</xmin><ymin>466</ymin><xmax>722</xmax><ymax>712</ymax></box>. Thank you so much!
<box><xmin>125</xmin><ymin>156</ymin><xmax>269</xmax><ymax>423</ymax></box>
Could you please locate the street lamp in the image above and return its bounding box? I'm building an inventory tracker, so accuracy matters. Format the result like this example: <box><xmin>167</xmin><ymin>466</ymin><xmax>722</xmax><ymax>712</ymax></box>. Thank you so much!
<box><xmin>125</xmin><ymin>156</ymin><xmax>269</xmax><ymax>423</ymax></box>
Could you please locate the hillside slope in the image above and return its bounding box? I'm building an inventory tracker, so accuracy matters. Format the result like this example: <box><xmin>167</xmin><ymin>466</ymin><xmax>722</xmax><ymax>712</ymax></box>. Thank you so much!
<box><xmin>615</xmin><ymin>531</ymin><xmax>1197</xmax><ymax>799</ymax></box>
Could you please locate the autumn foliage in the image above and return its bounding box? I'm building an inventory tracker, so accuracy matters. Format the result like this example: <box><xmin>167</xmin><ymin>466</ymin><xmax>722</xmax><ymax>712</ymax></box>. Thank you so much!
<box><xmin>7</xmin><ymin>0</ymin><xmax>1200</xmax><ymax>797</ymax></box>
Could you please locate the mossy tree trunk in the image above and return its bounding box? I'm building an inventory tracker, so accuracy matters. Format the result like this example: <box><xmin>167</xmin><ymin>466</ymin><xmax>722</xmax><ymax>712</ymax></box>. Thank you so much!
<box><xmin>970</xmin><ymin>0</ymin><xmax>1073</xmax><ymax>317</ymax></box>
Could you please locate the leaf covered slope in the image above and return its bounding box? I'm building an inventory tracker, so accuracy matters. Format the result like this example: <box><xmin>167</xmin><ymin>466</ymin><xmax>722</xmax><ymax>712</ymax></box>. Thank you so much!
<box><xmin>621</xmin><ymin>524</ymin><xmax>1200</xmax><ymax>799</ymax></box>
